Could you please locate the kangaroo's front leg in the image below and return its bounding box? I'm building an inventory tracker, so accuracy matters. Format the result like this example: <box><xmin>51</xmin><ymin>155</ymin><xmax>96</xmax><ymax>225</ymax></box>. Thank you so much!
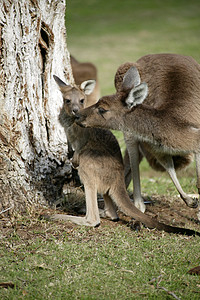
<box><xmin>124</xmin><ymin>134</ymin><xmax>146</xmax><ymax>213</ymax></box>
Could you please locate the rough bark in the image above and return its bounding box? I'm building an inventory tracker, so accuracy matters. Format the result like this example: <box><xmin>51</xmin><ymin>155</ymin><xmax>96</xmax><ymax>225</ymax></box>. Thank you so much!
<box><xmin>0</xmin><ymin>0</ymin><xmax>73</xmax><ymax>215</ymax></box>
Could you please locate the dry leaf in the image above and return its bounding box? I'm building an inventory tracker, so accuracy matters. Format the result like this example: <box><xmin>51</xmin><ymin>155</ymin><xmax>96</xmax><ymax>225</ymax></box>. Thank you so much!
<box><xmin>188</xmin><ymin>266</ymin><xmax>200</xmax><ymax>275</ymax></box>
<box><xmin>0</xmin><ymin>282</ymin><xmax>15</xmax><ymax>289</ymax></box>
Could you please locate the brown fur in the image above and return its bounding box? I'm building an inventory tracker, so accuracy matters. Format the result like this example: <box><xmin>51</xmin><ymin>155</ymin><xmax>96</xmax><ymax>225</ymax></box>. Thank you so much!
<box><xmin>115</xmin><ymin>57</ymin><xmax>196</xmax><ymax>182</ymax></box>
<box><xmin>70</xmin><ymin>55</ymin><xmax>100</xmax><ymax>107</ymax></box>
<box><xmin>48</xmin><ymin>74</ymin><xmax>200</xmax><ymax>236</ymax></box>
<box><xmin>76</xmin><ymin>54</ymin><xmax>200</xmax><ymax>214</ymax></box>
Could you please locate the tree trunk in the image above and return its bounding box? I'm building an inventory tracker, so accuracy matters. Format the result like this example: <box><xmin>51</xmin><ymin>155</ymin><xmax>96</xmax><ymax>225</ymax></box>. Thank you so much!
<box><xmin>0</xmin><ymin>0</ymin><xmax>73</xmax><ymax>215</ymax></box>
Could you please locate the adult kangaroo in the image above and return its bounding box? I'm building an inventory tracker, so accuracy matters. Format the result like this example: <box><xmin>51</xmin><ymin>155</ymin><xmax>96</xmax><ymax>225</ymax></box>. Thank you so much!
<box><xmin>75</xmin><ymin>54</ymin><xmax>200</xmax><ymax>218</ymax></box>
<box><xmin>70</xmin><ymin>55</ymin><xmax>100</xmax><ymax>107</ymax></box>
<box><xmin>48</xmin><ymin>74</ymin><xmax>200</xmax><ymax>235</ymax></box>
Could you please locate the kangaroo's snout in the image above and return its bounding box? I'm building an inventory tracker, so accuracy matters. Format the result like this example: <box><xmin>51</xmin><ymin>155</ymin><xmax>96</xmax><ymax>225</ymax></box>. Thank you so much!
<box><xmin>72</xmin><ymin>108</ymin><xmax>79</xmax><ymax>115</ymax></box>
<box><xmin>74</xmin><ymin>112</ymin><xmax>86</xmax><ymax>127</ymax></box>
<box><xmin>74</xmin><ymin>112</ymin><xmax>80</xmax><ymax>120</ymax></box>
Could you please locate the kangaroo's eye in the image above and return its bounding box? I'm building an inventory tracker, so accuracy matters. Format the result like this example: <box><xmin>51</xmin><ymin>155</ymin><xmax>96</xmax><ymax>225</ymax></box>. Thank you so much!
<box><xmin>98</xmin><ymin>107</ymin><xmax>108</xmax><ymax>115</ymax></box>
<box><xmin>80</xmin><ymin>99</ymin><xmax>84</xmax><ymax>104</ymax></box>
<box><xmin>64</xmin><ymin>99</ymin><xmax>71</xmax><ymax>104</ymax></box>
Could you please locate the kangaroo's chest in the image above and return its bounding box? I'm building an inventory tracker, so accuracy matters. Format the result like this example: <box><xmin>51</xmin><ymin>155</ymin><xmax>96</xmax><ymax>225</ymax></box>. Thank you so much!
<box><xmin>67</xmin><ymin>124</ymin><xmax>88</xmax><ymax>153</ymax></box>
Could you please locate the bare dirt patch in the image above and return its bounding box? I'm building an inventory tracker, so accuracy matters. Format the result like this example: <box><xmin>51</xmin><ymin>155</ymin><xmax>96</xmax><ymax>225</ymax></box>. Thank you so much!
<box><xmin>0</xmin><ymin>193</ymin><xmax>199</xmax><ymax>244</ymax></box>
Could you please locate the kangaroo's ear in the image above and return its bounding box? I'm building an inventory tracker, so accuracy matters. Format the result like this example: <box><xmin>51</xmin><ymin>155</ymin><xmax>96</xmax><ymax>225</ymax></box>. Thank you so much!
<box><xmin>80</xmin><ymin>80</ymin><xmax>96</xmax><ymax>95</ymax></box>
<box><xmin>125</xmin><ymin>82</ymin><xmax>148</xmax><ymax>109</ymax></box>
<box><xmin>122</xmin><ymin>66</ymin><xmax>141</xmax><ymax>91</ymax></box>
<box><xmin>53</xmin><ymin>75</ymin><xmax>72</xmax><ymax>92</ymax></box>
<box><xmin>53</xmin><ymin>75</ymin><xmax>67</xmax><ymax>87</ymax></box>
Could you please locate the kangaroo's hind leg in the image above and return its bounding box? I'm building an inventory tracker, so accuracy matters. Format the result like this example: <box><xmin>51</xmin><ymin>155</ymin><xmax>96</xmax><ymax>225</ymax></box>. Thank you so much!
<box><xmin>158</xmin><ymin>154</ymin><xmax>198</xmax><ymax>208</ymax></box>
<box><xmin>45</xmin><ymin>183</ymin><xmax>100</xmax><ymax>227</ymax></box>
<box><xmin>123</xmin><ymin>147</ymin><xmax>143</xmax><ymax>189</ymax></box>
<box><xmin>124</xmin><ymin>148</ymin><xmax>132</xmax><ymax>189</ymax></box>
<box><xmin>124</xmin><ymin>136</ymin><xmax>146</xmax><ymax>213</ymax></box>
<box><xmin>84</xmin><ymin>183</ymin><xmax>100</xmax><ymax>226</ymax></box>
<box><xmin>195</xmin><ymin>153</ymin><xmax>200</xmax><ymax>220</ymax></box>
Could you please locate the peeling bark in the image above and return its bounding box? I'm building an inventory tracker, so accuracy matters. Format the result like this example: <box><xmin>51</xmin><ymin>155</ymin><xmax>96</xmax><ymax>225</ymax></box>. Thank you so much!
<box><xmin>0</xmin><ymin>0</ymin><xmax>73</xmax><ymax>214</ymax></box>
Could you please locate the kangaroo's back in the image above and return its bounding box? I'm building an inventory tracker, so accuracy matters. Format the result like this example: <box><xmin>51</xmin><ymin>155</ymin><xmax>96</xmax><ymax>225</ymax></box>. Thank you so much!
<box><xmin>115</xmin><ymin>54</ymin><xmax>200</xmax><ymax>126</ymax></box>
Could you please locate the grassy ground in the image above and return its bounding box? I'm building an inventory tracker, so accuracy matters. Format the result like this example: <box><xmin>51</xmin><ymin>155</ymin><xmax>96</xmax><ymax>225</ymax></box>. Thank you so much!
<box><xmin>1</xmin><ymin>1</ymin><xmax>200</xmax><ymax>299</ymax></box>
<box><xmin>0</xmin><ymin>209</ymin><xmax>200</xmax><ymax>300</ymax></box>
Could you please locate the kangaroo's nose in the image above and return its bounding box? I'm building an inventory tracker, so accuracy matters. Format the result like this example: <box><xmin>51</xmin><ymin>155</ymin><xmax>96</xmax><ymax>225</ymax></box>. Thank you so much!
<box><xmin>72</xmin><ymin>108</ymin><xmax>79</xmax><ymax>115</ymax></box>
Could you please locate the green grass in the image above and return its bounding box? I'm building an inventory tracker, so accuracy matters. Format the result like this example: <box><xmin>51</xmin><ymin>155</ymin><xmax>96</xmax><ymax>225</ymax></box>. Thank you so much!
<box><xmin>67</xmin><ymin>0</ymin><xmax>200</xmax><ymax>94</ymax></box>
<box><xmin>0</xmin><ymin>219</ymin><xmax>200</xmax><ymax>299</ymax></box>
<box><xmin>1</xmin><ymin>1</ymin><xmax>200</xmax><ymax>299</ymax></box>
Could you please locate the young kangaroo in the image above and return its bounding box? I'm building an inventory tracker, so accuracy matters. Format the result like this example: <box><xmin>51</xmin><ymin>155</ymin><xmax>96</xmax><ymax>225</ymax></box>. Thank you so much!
<box><xmin>48</xmin><ymin>74</ymin><xmax>200</xmax><ymax>236</ymax></box>
<box><xmin>75</xmin><ymin>54</ymin><xmax>200</xmax><ymax>218</ymax></box>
